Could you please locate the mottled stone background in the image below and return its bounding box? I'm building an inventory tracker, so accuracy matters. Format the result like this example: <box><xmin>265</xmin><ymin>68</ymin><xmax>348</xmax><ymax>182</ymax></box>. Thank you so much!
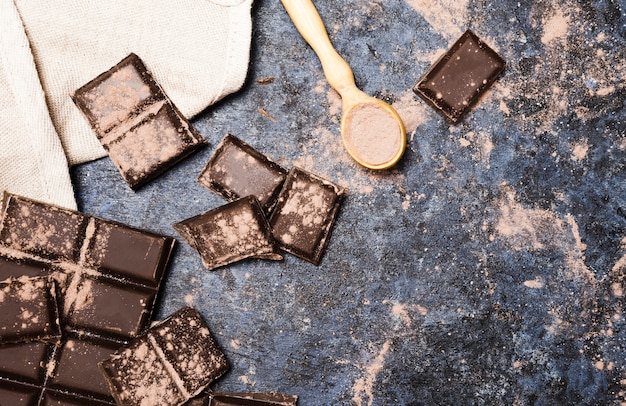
<box><xmin>72</xmin><ymin>0</ymin><xmax>626</xmax><ymax>404</ymax></box>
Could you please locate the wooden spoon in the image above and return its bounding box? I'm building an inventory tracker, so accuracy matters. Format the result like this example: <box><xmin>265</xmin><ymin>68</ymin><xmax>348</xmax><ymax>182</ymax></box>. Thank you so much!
<box><xmin>281</xmin><ymin>0</ymin><xmax>406</xmax><ymax>170</ymax></box>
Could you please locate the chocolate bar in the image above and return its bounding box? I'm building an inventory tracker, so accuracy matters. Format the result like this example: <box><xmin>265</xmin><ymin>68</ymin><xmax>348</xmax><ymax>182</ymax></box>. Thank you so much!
<box><xmin>0</xmin><ymin>276</ymin><xmax>61</xmax><ymax>345</ymax></box>
<box><xmin>173</xmin><ymin>196</ymin><xmax>282</xmax><ymax>271</ymax></box>
<box><xmin>269</xmin><ymin>167</ymin><xmax>346</xmax><ymax>265</ymax></box>
<box><xmin>209</xmin><ymin>392</ymin><xmax>298</xmax><ymax>406</ymax></box>
<box><xmin>100</xmin><ymin>307</ymin><xmax>229</xmax><ymax>406</ymax></box>
<box><xmin>197</xmin><ymin>134</ymin><xmax>287</xmax><ymax>214</ymax></box>
<box><xmin>413</xmin><ymin>30</ymin><xmax>505</xmax><ymax>124</ymax></box>
<box><xmin>72</xmin><ymin>53</ymin><xmax>207</xmax><ymax>190</ymax></box>
<box><xmin>0</xmin><ymin>193</ymin><xmax>175</xmax><ymax>405</ymax></box>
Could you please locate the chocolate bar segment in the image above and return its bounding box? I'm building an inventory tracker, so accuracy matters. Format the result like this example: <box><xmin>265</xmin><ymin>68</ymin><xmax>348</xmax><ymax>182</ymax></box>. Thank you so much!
<box><xmin>198</xmin><ymin>134</ymin><xmax>288</xmax><ymax>214</ymax></box>
<box><xmin>413</xmin><ymin>30</ymin><xmax>505</xmax><ymax>124</ymax></box>
<box><xmin>0</xmin><ymin>255</ymin><xmax>51</xmax><ymax>281</ymax></box>
<box><xmin>269</xmin><ymin>167</ymin><xmax>346</xmax><ymax>265</ymax></box>
<box><xmin>0</xmin><ymin>341</ymin><xmax>53</xmax><ymax>383</ymax></box>
<box><xmin>0</xmin><ymin>193</ymin><xmax>176</xmax><ymax>405</ymax></box>
<box><xmin>100</xmin><ymin>307</ymin><xmax>229</xmax><ymax>406</ymax></box>
<box><xmin>84</xmin><ymin>219</ymin><xmax>172</xmax><ymax>286</ymax></box>
<box><xmin>0</xmin><ymin>276</ymin><xmax>61</xmax><ymax>345</ymax></box>
<box><xmin>72</xmin><ymin>53</ymin><xmax>207</xmax><ymax>190</ymax></box>
<box><xmin>209</xmin><ymin>393</ymin><xmax>298</xmax><ymax>406</ymax></box>
<box><xmin>0</xmin><ymin>381</ymin><xmax>41</xmax><ymax>406</ymax></box>
<box><xmin>70</xmin><ymin>55</ymin><xmax>159</xmax><ymax>135</ymax></box>
<box><xmin>40</xmin><ymin>391</ymin><xmax>117</xmax><ymax>406</ymax></box>
<box><xmin>173</xmin><ymin>196</ymin><xmax>282</xmax><ymax>271</ymax></box>
<box><xmin>0</xmin><ymin>193</ymin><xmax>87</xmax><ymax>262</ymax></box>
<box><xmin>48</xmin><ymin>337</ymin><xmax>121</xmax><ymax>399</ymax></box>
<box><xmin>63</xmin><ymin>275</ymin><xmax>155</xmax><ymax>339</ymax></box>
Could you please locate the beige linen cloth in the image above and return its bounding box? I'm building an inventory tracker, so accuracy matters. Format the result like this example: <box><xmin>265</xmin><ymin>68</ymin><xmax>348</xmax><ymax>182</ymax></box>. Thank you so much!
<box><xmin>0</xmin><ymin>0</ymin><xmax>253</xmax><ymax>210</ymax></box>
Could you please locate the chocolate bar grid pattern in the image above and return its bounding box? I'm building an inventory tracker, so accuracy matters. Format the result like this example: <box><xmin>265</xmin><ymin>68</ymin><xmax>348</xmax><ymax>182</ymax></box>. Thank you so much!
<box><xmin>0</xmin><ymin>193</ymin><xmax>175</xmax><ymax>405</ymax></box>
<box><xmin>72</xmin><ymin>53</ymin><xmax>206</xmax><ymax>190</ymax></box>
<box><xmin>413</xmin><ymin>30</ymin><xmax>505</xmax><ymax>124</ymax></box>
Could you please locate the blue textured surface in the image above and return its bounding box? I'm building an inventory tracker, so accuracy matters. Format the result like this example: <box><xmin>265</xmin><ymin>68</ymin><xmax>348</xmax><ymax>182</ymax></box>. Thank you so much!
<box><xmin>72</xmin><ymin>0</ymin><xmax>626</xmax><ymax>404</ymax></box>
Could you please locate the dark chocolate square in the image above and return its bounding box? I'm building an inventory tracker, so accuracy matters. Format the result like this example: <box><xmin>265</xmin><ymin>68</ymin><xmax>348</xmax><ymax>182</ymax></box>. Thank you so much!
<box><xmin>100</xmin><ymin>307</ymin><xmax>229</xmax><ymax>406</ymax></box>
<box><xmin>64</xmin><ymin>275</ymin><xmax>155</xmax><ymax>339</ymax></box>
<box><xmin>269</xmin><ymin>167</ymin><xmax>346</xmax><ymax>265</ymax></box>
<box><xmin>197</xmin><ymin>134</ymin><xmax>287</xmax><ymax>214</ymax></box>
<box><xmin>69</xmin><ymin>54</ymin><xmax>160</xmax><ymax>136</ymax></box>
<box><xmin>0</xmin><ymin>194</ymin><xmax>87</xmax><ymax>262</ymax></box>
<box><xmin>413</xmin><ymin>30</ymin><xmax>505</xmax><ymax>124</ymax></box>
<box><xmin>173</xmin><ymin>196</ymin><xmax>282</xmax><ymax>271</ymax></box>
<box><xmin>85</xmin><ymin>219</ymin><xmax>173</xmax><ymax>286</ymax></box>
<box><xmin>48</xmin><ymin>337</ymin><xmax>121</xmax><ymax>399</ymax></box>
<box><xmin>0</xmin><ymin>381</ymin><xmax>40</xmax><ymax>406</ymax></box>
<box><xmin>149</xmin><ymin>307</ymin><xmax>229</xmax><ymax>394</ymax></box>
<box><xmin>0</xmin><ymin>276</ymin><xmax>61</xmax><ymax>345</ymax></box>
<box><xmin>0</xmin><ymin>341</ymin><xmax>53</xmax><ymax>383</ymax></box>
<box><xmin>72</xmin><ymin>53</ymin><xmax>206</xmax><ymax>190</ymax></box>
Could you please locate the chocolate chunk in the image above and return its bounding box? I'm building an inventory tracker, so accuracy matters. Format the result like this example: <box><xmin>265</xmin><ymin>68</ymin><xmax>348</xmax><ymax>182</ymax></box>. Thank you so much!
<box><xmin>72</xmin><ymin>53</ymin><xmax>206</xmax><ymax>190</ymax></box>
<box><xmin>413</xmin><ymin>30</ymin><xmax>505</xmax><ymax>124</ymax></box>
<box><xmin>0</xmin><ymin>276</ymin><xmax>61</xmax><ymax>345</ymax></box>
<box><xmin>0</xmin><ymin>337</ymin><xmax>120</xmax><ymax>405</ymax></box>
<box><xmin>48</xmin><ymin>336</ymin><xmax>121</xmax><ymax>399</ymax></box>
<box><xmin>100</xmin><ymin>307</ymin><xmax>229</xmax><ymax>406</ymax></box>
<box><xmin>269</xmin><ymin>167</ymin><xmax>346</xmax><ymax>265</ymax></box>
<box><xmin>40</xmin><ymin>391</ymin><xmax>117</xmax><ymax>406</ymax></box>
<box><xmin>0</xmin><ymin>381</ymin><xmax>40</xmax><ymax>406</ymax></box>
<box><xmin>63</xmin><ymin>275</ymin><xmax>156</xmax><ymax>339</ymax></box>
<box><xmin>0</xmin><ymin>256</ymin><xmax>51</xmax><ymax>280</ymax></box>
<box><xmin>197</xmin><ymin>134</ymin><xmax>287</xmax><ymax>214</ymax></box>
<box><xmin>0</xmin><ymin>341</ymin><xmax>53</xmax><ymax>383</ymax></box>
<box><xmin>209</xmin><ymin>393</ymin><xmax>298</xmax><ymax>406</ymax></box>
<box><xmin>0</xmin><ymin>193</ymin><xmax>87</xmax><ymax>262</ymax></box>
<box><xmin>0</xmin><ymin>193</ymin><xmax>176</xmax><ymax>405</ymax></box>
<box><xmin>84</xmin><ymin>220</ymin><xmax>172</xmax><ymax>286</ymax></box>
<box><xmin>173</xmin><ymin>196</ymin><xmax>282</xmax><ymax>271</ymax></box>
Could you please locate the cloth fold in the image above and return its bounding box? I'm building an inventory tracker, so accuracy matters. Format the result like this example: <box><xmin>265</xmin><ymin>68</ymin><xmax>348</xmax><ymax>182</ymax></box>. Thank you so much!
<box><xmin>0</xmin><ymin>0</ymin><xmax>253</xmax><ymax>209</ymax></box>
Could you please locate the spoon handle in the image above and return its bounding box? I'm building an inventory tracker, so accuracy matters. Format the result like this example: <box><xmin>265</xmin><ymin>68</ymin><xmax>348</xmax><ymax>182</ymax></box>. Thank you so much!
<box><xmin>281</xmin><ymin>0</ymin><xmax>357</xmax><ymax>98</ymax></box>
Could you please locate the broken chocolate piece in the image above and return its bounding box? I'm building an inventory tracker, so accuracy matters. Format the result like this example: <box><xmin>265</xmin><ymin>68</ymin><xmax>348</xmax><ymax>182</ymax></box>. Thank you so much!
<box><xmin>269</xmin><ymin>167</ymin><xmax>346</xmax><ymax>265</ymax></box>
<box><xmin>100</xmin><ymin>307</ymin><xmax>229</xmax><ymax>406</ymax></box>
<box><xmin>413</xmin><ymin>30</ymin><xmax>505</xmax><ymax>124</ymax></box>
<box><xmin>72</xmin><ymin>53</ymin><xmax>206</xmax><ymax>189</ymax></box>
<box><xmin>0</xmin><ymin>276</ymin><xmax>61</xmax><ymax>345</ymax></box>
<box><xmin>173</xmin><ymin>196</ymin><xmax>282</xmax><ymax>271</ymax></box>
<box><xmin>198</xmin><ymin>134</ymin><xmax>287</xmax><ymax>214</ymax></box>
<box><xmin>210</xmin><ymin>392</ymin><xmax>298</xmax><ymax>406</ymax></box>
<box><xmin>0</xmin><ymin>193</ymin><xmax>176</xmax><ymax>405</ymax></box>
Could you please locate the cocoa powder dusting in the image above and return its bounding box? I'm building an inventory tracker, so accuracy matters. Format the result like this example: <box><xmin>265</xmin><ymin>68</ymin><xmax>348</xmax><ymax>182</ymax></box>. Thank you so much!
<box><xmin>344</xmin><ymin>104</ymin><xmax>402</xmax><ymax>166</ymax></box>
